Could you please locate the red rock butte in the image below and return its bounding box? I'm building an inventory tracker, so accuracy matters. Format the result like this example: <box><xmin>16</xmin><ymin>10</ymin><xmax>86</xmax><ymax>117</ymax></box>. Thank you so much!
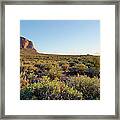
<box><xmin>20</xmin><ymin>36</ymin><xmax>34</xmax><ymax>49</ymax></box>
<box><xmin>20</xmin><ymin>36</ymin><xmax>37</xmax><ymax>54</ymax></box>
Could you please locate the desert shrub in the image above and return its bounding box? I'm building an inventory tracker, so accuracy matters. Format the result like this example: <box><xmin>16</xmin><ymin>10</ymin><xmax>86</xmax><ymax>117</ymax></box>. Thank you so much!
<box><xmin>85</xmin><ymin>67</ymin><xmax>100</xmax><ymax>78</ymax></box>
<box><xmin>68</xmin><ymin>76</ymin><xmax>100</xmax><ymax>100</ymax></box>
<box><xmin>69</xmin><ymin>61</ymin><xmax>76</xmax><ymax>67</ymax></box>
<box><xmin>20</xmin><ymin>79</ymin><xmax>83</xmax><ymax>100</ymax></box>
<box><xmin>20</xmin><ymin>51</ymin><xmax>100</xmax><ymax>100</ymax></box>
<box><xmin>68</xmin><ymin>67</ymin><xmax>79</xmax><ymax>76</ymax></box>
<box><xmin>62</xmin><ymin>63</ymin><xmax>69</xmax><ymax>71</ymax></box>
<box><xmin>76</xmin><ymin>64</ymin><xmax>88</xmax><ymax>75</ymax></box>
<box><xmin>48</xmin><ymin>65</ymin><xmax>62</xmax><ymax>80</ymax></box>
<box><xmin>20</xmin><ymin>87</ymin><xmax>33</xmax><ymax>100</ymax></box>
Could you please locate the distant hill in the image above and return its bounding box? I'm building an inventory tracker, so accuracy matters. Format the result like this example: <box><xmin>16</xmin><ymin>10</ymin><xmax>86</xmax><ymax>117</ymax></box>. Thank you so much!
<box><xmin>20</xmin><ymin>36</ymin><xmax>37</xmax><ymax>54</ymax></box>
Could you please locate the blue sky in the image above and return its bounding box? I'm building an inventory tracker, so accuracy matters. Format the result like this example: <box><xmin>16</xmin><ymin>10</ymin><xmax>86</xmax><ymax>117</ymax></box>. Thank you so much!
<box><xmin>20</xmin><ymin>20</ymin><xmax>100</xmax><ymax>55</ymax></box>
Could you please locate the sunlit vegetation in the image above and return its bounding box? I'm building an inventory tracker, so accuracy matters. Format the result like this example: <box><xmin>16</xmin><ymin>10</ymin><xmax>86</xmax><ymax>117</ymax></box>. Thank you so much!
<box><xmin>20</xmin><ymin>49</ymin><xmax>100</xmax><ymax>100</ymax></box>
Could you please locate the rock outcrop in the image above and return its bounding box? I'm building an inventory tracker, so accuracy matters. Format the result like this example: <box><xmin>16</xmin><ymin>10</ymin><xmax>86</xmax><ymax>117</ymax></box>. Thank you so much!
<box><xmin>20</xmin><ymin>36</ymin><xmax>34</xmax><ymax>49</ymax></box>
<box><xmin>20</xmin><ymin>36</ymin><xmax>37</xmax><ymax>54</ymax></box>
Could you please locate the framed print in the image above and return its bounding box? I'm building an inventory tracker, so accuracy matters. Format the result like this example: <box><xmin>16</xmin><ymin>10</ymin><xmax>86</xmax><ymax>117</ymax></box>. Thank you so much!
<box><xmin>0</xmin><ymin>0</ymin><xmax>119</xmax><ymax>119</ymax></box>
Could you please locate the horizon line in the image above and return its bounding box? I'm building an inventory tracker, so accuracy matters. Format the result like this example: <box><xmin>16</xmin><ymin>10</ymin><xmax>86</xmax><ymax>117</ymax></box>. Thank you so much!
<box><xmin>37</xmin><ymin>50</ymin><xmax>100</xmax><ymax>56</ymax></box>
<box><xmin>20</xmin><ymin>36</ymin><xmax>100</xmax><ymax>56</ymax></box>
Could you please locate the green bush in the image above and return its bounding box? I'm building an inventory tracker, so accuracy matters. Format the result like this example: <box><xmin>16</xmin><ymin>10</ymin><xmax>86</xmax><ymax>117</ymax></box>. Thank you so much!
<box><xmin>20</xmin><ymin>51</ymin><xmax>100</xmax><ymax>100</ymax></box>
<box><xmin>20</xmin><ymin>79</ymin><xmax>83</xmax><ymax>100</ymax></box>
<box><xmin>68</xmin><ymin>76</ymin><xmax>100</xmax><ymax>100</ymax></box>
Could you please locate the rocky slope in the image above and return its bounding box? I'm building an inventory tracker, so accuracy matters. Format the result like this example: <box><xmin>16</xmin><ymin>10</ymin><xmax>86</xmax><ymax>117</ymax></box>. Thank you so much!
<box><xmin>20</xmin><ymin>36</ymin><xmax>34</xmax><ymax>49</ymax></box>
<box><xmin>20</xmin><ymin>36</ymin><xmax>37</xmax><ymax>54</ymax></box>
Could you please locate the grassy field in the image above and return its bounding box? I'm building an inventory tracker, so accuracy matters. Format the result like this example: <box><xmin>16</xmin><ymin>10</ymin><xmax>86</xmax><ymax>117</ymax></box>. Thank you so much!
<box><xmin>20</xmin><ymin>49</ymin><xmax>100</xmax><ymax>100</ymax></box>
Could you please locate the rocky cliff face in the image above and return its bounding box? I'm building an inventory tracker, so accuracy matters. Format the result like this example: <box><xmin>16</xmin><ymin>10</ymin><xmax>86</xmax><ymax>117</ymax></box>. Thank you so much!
<box><xmin>20</xmin><ymin>36</ymin><xmax>37</xmax><ymax>54</ymax></box>
<box><xmin>20</xmin><ymin>36</ymin><xmax>34</xmax><ymax>49</ymax></box>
